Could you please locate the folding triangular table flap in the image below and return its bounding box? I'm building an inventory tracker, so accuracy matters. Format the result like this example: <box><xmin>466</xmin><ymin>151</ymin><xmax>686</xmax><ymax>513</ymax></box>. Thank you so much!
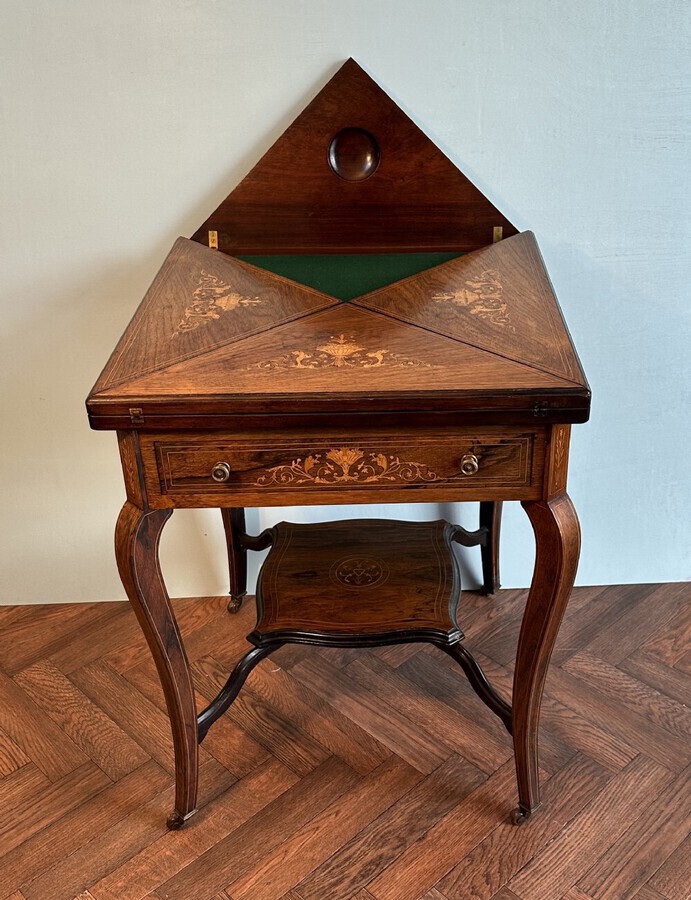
<box><xmin>354</xmin><ymin>231</ymin><xmax>588</xmax><ymax>385</ymax></box>
<box><xmin>88</xmin><ymin>237</ymin><xmax>338</xmax><ymax>396</ymax></box>
<box><xmin>87</xmin><ymin>235</ymin><xmax>589</xmax><ymax>425</ymax></box>
<box><xmin>190</xmin><ymin>58</ymin><xmax>518</xmax><ymax>255</ymax></box>
<box><xmin>100</xmin><ymin>297</ymin><xmax>574</xmax><ymax>398</ymax></box>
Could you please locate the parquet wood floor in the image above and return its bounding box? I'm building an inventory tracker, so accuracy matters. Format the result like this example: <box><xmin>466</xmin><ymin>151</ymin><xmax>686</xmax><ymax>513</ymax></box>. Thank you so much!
<box><xmin>1</xmin><ymin>582</ymin><xmax>689</xmax><ymax>900</ymax></box>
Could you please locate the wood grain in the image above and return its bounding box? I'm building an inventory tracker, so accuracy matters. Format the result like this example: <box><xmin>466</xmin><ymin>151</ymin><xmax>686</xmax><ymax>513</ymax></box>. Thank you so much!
<box><xmin>563</xmin><ymin>652</ymin><xmax>691</xmax><ymax>740</ymax></box>
<box><xmin>156</xmin><ymin>757</ymin><xmax>359</xmax><ymax>900</ymax></box>
<box><xmin>620</xmin><ymin>647</ymin><xmax>691</xmax><ymax>708</ymax></box>
<box><xmin>344</xmin><ymin>653</ymin><xmax>512</xmax><ymax>774</ymax></box>
<box><xmin>1</xmin><ymin>762</ymin><xmax>110</xmax><ymax>859</ymax></box>
<box><xmin>549</xmin><ymin>582</ymin><xmax>657</xmax><ymax>668</ymax></box>
<box><xmin>437</xmin><ymin>754</ymin><xmax>610</xmax><ymax>900</ymax></box>
<box><xmin>399</xmin><ymin>648</ymin><xmax>573</xmax><ymax>776</ymax></box>
<box><xmin>87</xmin><ymin>759</ymin><xmax>297</xmax><ymax>900</ymax></box>
<box><xmin>0</xmin><ymin>760</ymin><xmax>168</xmax><ymax>894</ymax></box>
<box><xmin>0</xmin><ymin>670</ymin><xmax>88</xmax><ymax>780</ymax></box>
<box><xmin>221</xmin><ymin>688</ymin><xmax>332</xmax><ymax>778</ymax></box>
<box><xmin>289</xmin><ymin>655</ymin><xmax>449</xmax><ymax>774</ymax></box>
<box><xmin>576</xmin><ymin>764</ymin><xmax>691</xmax><ymax>900</ymax></box>
<box><xmin>224</xmin><ymin>657</ymin><xmax>391</xmax><ymax>775</ymax></box>
<box><xmin>648</xmin><ymin>832</ymin><xmax>691</xmax><ymax>900</ymax></box>
<box><xmin>641</xmin><ymin>602</ymin><xmax>691</xmax><ymax>669</ymax></box>
<box><xmin>512</xmin><ymin>493</ymin><xmax>580</xmax><ymax>817</ymax></box>
<box><xmin>0</xmin><ymin>602</ymin><xmax>118</xmax><ymax>676</ymax></box>
<box><xmin>508</xmin><ymin>755</ymin><xmax>672</xmax><ymax>900</ymax></box>
<box><xmin>0</xmin><ymin>764</ymin><xmax>49</xmax><ymax>819</ymax></box>
<box><xmin>295</xmin><ymin>754</ymin><xmax>485</xmax><ymax>900</ymax></box>
<box><xmin>543</xmin><ymin>665</ymin><xmax>691</xmax><ymax>772</ymax></box>
<box><xmin>366</xmin><ymin>762</ymin><xmax>519</xmax><ymax>900</ymax></box>
<box><xmin>70</xmin><ymin>659</ymin><xmax>193</xmax><ymax>776</ymax></box>
<box><xmin>190</xmin><ymin>58</ymin><xmax>518</xmax><ymax>255</ymax></box>
<box><xmin>226</xmin><ymin>757</ymin><xmax>420</xmax><ymax>900</ymax></box>
<box><xmin>14</xmin><ymin>660</ymin><xmax>149</xmax><ymax>779</ymax></box>
<box><xmin>137</xmin><ymin>430</ymin><xmax>547</xmax><ymax>510</ymax></box>
<box><xmin>580</xmin><ymin>581</ymin><xmax>690</xmax><ymax>666</ymax></box>
<box><xmin>1</xmin><ymin>587</ymin><xmax>688</xmax><ymax>900</ymax></box>
<box><xmin>22</xmin><ymin>760</ymin><xmax>235</xmax><ymax>900</ymax></box>
<box><xmin>0</xmin><ymin>727</ymin><xmax>30</xmax><ymax>777</ymax></box>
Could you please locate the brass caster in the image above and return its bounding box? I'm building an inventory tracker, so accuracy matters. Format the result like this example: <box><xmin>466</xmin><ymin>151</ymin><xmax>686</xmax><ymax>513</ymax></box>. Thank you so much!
<box><xmin>227</xmin><ymin>592</ymin><xmax>246</xmax><ymax>614</ymax></box>
<box><xmin>166</xmin><ymin>808</ymin><xmax>197</xmax><ymax>830</ymax></box>
<box><xmin>510</xmin><ymin>806</ymin><xmax>533</xmax><ymax>826</ymax></box>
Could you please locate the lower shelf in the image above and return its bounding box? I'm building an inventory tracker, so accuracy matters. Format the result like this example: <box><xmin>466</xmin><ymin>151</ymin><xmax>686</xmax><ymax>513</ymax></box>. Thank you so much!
<box><xmin>198</xmin><ymin>517</ymin><xmax>511</xmax><ymax>742</ymax></box>
<box><xmin>253</xmin><ymin>517</ymin><xmax>464</xmax><ymax>646</ymax></box>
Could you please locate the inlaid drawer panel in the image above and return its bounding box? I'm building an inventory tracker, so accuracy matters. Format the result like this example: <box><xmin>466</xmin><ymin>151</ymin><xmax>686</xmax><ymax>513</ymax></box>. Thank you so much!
<box><xmin>147</xmin><ymin>429</ymin><xmax>544</xmax><ymax>504</ymax></box>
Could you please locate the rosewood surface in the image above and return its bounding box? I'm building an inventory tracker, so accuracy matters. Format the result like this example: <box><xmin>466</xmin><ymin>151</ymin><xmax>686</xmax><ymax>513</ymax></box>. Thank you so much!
<box><xmin>190</xmin><ymin>59</ymin><xmax>518</xmax><ymax>254</ymax></box>
<box><xmin>86</xmin><ymin>233</ymin><xmax>589</xmax><ymax>429</ymax></box>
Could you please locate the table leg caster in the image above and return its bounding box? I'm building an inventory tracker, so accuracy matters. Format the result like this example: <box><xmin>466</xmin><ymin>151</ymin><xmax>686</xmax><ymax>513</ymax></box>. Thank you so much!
<box><xmin>227</xmin><ymin>592</ymin><xmax>246</xmax><ymax>614</ymax></box>
<box><xmin>167</xmin><ymin>808</ymin><xmax>197</xmax><ymax>830</ymax></box>
<box><xmin>510</xmin><ymin>804</ymin><xmax>535</xmax><ymax>826</ymax></box>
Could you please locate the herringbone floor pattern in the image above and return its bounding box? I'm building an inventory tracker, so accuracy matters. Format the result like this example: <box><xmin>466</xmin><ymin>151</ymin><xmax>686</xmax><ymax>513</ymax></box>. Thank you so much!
<box><xmin>0</xmin><ymin>582</ymin><xmax>689</xmax><ymax>900</ymax></box>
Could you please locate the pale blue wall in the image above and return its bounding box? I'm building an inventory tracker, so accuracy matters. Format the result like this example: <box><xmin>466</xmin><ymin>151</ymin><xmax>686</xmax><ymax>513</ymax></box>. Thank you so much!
<box><xmin>1</xmin><ymin>1</ymin><xmax>689</xmax><ymax>602</ymax></box>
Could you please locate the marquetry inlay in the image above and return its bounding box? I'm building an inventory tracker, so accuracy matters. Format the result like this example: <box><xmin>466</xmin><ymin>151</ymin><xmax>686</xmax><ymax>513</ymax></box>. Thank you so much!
<box><xmin>329</xmin><ymin>556</ymin><xmax>389</xmax><ymax>588</ymax></box>
<box><xmin>251</xmin><ymin>333</ymin><xmax>430</xmax><ymax>371</ymax></box>
<box><xmin>431</xmin><ymin>269</ymin><xmax>511</xmax><ymax>328</ymax></box>
<box><xmin>253</xmin><ymin>447</ymin><xmax>440</xmax><ymax>487</ymax></box>
<box><xmin>173</xmin><ymin>271</ymin><xmax>261</xmax><ymax>335</ymax></box>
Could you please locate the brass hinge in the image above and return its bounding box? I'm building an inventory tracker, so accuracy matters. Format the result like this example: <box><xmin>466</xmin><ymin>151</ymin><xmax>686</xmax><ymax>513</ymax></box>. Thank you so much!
<box><xmin>129</xmin><ymin>407</ymin><xmax>145</xmax><ymax>424</ymax></box>
<box><xmin>493</xmin><ymin>226</ymin><xmax>504</xmax><ymax>243</ymax></box>
<box><xmin>208</xmin><ymin>230</ymin><xmax>218</xmax><ymax>249</ymax></box>
<box><xmin>533</xmin><ymin>402</ymin><xmax>549</xmax><ymax>418</ymax></box>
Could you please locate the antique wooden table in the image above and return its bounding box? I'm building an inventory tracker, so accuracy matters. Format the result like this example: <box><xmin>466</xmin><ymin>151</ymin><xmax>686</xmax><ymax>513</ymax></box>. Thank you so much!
<box><xmin>87</xmin><ymin>60</ymin><xmax>590</xmax><ymax>828</ymax></box>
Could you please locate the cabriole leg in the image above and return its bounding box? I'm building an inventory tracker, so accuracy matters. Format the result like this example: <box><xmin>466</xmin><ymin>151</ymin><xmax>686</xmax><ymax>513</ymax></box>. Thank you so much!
<box><xmin>115</xmin><ymin>501</ymin><xmax>199</xmax><ymax>829</ymax></box>
<box><xmin>221</xmin><ymin>507</ymin><xmax>248</xmax><ymax>613</ymax></box>
<box><xmin>512</xmin><ymin>493</ymin><xmax>580</xmax><ymax>823</ymax></box>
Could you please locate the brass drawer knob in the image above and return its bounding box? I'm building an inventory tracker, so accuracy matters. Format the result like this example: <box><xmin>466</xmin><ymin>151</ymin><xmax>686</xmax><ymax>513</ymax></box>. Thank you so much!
<box><xmin>211</xmin><ymin>462</ymin><xmax>231</xmax><ymax>483</ymax></box>
<box><xmin>460</xmin><ymin>453</ymin><xmax>479</xmax><ymax>476</ymax></box>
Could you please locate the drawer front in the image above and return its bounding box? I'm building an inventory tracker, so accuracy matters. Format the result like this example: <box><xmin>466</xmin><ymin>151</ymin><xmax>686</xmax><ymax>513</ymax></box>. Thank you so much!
<box><xmin>151</xmin><ymin>430</ymin><xmax>542</xmax><ymax>503</ymax></box>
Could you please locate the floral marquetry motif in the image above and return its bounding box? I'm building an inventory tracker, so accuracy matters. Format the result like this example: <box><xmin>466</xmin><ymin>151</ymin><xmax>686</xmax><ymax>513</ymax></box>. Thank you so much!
<box><xmin>252</xmin><ymin>333</ymin><xmax>431</xmax><ymax>371</ymax></box>
<box><xmin>431</xmin><ymin>269</ymin><xmax>512</xmax><ymax>328</ymax></box>
<box><xmin>330</xmin><ymin>556</ymin><xmax>389</xmax><ymax>588</ymax></box>
<box><xmin>173</xmin><ymin>271</ymin><xmax>261</xmax><ymax>335</ymax></box>
<box><xmin>253</xmin><ymin>447</ymin><xmax>441</xmax><ymax>487</ymax></box>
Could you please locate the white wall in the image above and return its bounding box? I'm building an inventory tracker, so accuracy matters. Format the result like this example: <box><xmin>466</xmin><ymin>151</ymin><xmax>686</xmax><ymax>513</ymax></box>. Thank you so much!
<box><xmin>1</xmin><ymin>1</ymin><xmax>689</xmax><ymax>604</ymax></box>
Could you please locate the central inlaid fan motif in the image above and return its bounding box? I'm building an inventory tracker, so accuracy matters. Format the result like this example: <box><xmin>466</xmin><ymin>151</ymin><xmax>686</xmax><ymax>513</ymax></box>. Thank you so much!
<box><xmin>251</xmin><ymin>333</ymin><xmax>431</xmax><ymax>371</ymax></box>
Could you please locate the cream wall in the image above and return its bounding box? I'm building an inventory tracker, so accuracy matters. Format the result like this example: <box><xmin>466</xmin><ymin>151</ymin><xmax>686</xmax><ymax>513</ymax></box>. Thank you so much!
<box><xmin>1</xmin><ymin>1</ymin><xmax>689</xmax><ymax>604</ymax></box>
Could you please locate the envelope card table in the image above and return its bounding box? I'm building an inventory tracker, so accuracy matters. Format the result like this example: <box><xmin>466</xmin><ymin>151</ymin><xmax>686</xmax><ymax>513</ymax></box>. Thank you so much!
<box><xmin>87</xmin><ymin>60</ymin><xmax>590</xmax><ymax>828</ymax></box>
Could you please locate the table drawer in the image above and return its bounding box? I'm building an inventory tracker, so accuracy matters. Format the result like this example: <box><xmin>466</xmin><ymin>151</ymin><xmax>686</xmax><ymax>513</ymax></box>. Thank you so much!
<box><xmin>151</xmin><ymin>430</ymin><xmax>541</xmax><ymax>502</ymax></box>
